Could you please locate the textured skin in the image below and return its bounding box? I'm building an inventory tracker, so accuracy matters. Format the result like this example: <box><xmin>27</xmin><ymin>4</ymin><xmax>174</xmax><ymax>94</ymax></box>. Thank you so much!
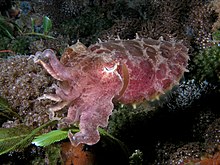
<box><xmin>33</xmin><ymin>37</ymin><xmax>189</xmax><ymax>146</ymax></box>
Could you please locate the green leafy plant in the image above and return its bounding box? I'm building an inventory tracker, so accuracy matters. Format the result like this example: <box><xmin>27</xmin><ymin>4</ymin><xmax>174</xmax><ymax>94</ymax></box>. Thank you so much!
<box><xmin>32</xmin><ymin>127</ymin><xmax>126</xmax><ymax>148</ymax></box>
<box><xmin>0</xmin><ymin>120</ymin><xmax>57</xmax><ymax>155</ymax></box>
<box><xmin>25</xmin><ymin>16</ymin><xmax>55</xmax><ymax>39</ymax></box>
<box><xmin>43</xmin><ymin>16</ymin><xmax>52</xmax><ymax>35</ymax></box>
<box><xmin>32</xmin><ymin>128</ymin><xmax>78</xmax><ymax>147</ymax></box>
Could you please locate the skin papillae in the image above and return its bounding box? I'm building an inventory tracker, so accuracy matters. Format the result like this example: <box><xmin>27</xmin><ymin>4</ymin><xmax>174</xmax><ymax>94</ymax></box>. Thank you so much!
<box><xmin>32</xmin><ymin>36</ymin><xmax>189</xmax><ymax>146</ymax></box>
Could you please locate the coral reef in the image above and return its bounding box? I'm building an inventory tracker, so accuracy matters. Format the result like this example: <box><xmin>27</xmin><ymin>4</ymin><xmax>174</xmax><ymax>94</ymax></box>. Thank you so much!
<box><xmin>98</xmin><ymin>19</ymin><xmax>142</xmax><ymax>41</ymax></box>
<box><xmin>31</xmin><ymin>0</ymin><xmax>215</xmax><ymax>51</ymax></box>
<box><xmin>0</xmin><ymin>56</ymin><xmax>55</xmax><ymax>128</ymax></box>
<box><xmin>184</xmin><ymin>1</ymin><xmax>214</xmax><ymax>50</ymax></box>
<box><xmin>1</xmin><ymin>0</ymin><xmax>216</xmax><ymax>55</ymax></box>
<box><xmin>58</xmin><ymin>5</ymin><xmax>115</xmax><ymax>45</ymax></box>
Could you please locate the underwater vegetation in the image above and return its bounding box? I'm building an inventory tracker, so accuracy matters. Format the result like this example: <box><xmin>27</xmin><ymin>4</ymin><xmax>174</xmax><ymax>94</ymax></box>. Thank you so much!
<box><xmin>0</xmin><ymin>0</ymin><xmax>220</xmax><ymax>164</ymax></box>
<box><xmin>189</xmin><ymin>44</ymin><xmax>220</xmax><ymax>83</ymax></box>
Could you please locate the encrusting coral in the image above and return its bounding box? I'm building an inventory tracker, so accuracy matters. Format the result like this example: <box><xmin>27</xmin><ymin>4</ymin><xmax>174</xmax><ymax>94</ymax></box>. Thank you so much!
<box><xmin>0</xmin><ymin>56</ymin><xmax>55</xmax><ymax>128</ymax></box>
<box><xmin>32</xmin><ymin>36</ymin><xmax>189</xmax><ymax>146</ymax></box>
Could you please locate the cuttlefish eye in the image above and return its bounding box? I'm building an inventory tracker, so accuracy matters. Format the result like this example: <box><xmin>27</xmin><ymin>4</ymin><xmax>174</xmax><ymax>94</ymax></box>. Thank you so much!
<box><xmin>103</xmin><ymin>63</ymin><xmax>119</xmax><ymax>73</ymax></box>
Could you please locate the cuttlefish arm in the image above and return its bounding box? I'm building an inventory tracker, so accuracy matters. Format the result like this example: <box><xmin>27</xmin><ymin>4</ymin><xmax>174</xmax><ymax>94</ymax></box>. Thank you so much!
<box><xmin>33</xmin><ymin>49</ymin><xmax>76</xmax><ymax>81</ymax></box>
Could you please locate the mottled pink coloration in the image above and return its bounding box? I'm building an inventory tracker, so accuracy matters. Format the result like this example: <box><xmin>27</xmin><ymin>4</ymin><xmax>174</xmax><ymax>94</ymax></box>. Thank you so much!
<box><xmin>33</xmin><ymin>37</ymin><xmax>189</xmax><ymax>146</ymax></box>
